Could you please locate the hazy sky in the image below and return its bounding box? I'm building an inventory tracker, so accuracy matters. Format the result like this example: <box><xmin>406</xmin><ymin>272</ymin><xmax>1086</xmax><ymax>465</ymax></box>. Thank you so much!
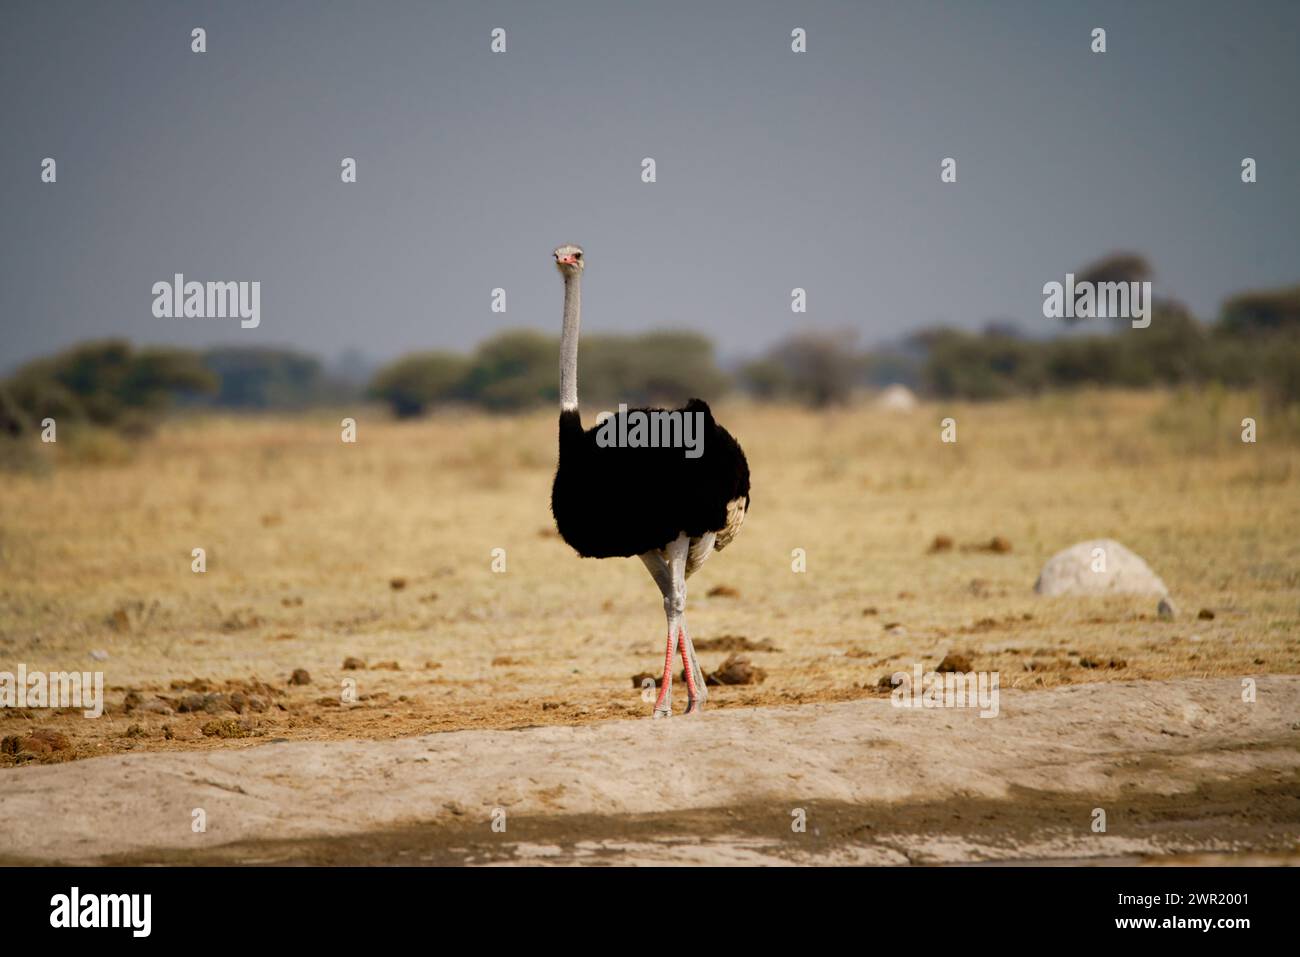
<box><xmin>2</xmin><ymin>0</ymin><xmax>1297</xmax><ymax>372</ymax></box>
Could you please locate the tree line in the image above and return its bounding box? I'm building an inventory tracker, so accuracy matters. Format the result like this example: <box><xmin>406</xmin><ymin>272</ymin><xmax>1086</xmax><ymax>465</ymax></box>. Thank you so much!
<box><xmin>2</xmin><ymin>277</ymin><xmax>1297</xmax><ymax>442</ymax></box>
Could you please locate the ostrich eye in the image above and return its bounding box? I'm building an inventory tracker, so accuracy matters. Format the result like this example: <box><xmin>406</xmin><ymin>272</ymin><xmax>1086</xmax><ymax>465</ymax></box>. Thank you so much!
<box><xmin>574</xmin><ymin>252</ymin><xmax>582</xmax><ymax>260</ymax></box>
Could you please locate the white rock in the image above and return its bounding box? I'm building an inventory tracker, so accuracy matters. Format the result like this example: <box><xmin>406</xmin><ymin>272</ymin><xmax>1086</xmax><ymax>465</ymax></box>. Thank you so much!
<box><xmin>1034</xmin><ymin>539</ymin><xmax>1168</xmax><ymax>597</ymax></box>
<box><xmin>876</xmin><ymin>384</ymin><xmax>917</xmax><ymax>412</ymax></box>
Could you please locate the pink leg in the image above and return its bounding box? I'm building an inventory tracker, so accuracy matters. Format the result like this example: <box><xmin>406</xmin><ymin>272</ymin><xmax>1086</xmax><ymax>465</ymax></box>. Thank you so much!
<box><xmin>679</xmin><ymin>628</ymin><xmax>699</xmax><ymax>700</ymax></box>
<box><xmin>653</xmin><ymin>628</ymin><xmax>679</xmax><ymax>718</ymax></box>
<box><xmin>679</xmin><ymin>626</ymin><xmax>707</xmax><ymax>714</ymax></box>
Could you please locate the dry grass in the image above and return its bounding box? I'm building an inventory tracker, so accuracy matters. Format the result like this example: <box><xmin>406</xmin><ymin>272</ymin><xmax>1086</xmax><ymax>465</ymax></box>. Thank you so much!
<box><xmin>2</xmin><ymin>389</ymin><xmax>1298</xmax><ymax>763</ymax></box>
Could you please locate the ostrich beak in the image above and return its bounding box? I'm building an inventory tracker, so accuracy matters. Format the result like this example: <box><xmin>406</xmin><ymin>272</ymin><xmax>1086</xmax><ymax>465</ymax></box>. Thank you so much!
<box><xmin>556</xmin><ymin>256</ymin><xmax>576</xmax><ymax>266</ymax></box>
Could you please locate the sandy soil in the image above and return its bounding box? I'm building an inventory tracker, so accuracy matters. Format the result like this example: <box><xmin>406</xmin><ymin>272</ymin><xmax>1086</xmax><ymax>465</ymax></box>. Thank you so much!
<box><xmin>2</xmin><ymin>392</ymin><xmax>1297</xmax><ymax>769</ymax></box>
<box><xmin>2</xmin><ymin>676</ymin><xmax>1297</xmax><ymax>866</ymax></box>
<box><xmin>2</xmin><ymin>393</ymin><xmax>1297</xmax><ymax>864</ymax></box>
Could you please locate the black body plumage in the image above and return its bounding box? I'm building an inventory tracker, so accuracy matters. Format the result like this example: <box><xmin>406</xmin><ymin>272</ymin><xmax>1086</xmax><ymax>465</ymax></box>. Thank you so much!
<box><xmin>551</xmin><ymin>398</ymin><xmax>751</xmax><ymax>559</ymax></box>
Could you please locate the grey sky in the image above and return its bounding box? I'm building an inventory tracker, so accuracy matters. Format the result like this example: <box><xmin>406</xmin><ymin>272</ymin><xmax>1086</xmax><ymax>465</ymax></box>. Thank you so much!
<box><xmin>2</xmin><ymin>0</ymin><xmax>1297</xmax><ymax>373</ymax></box>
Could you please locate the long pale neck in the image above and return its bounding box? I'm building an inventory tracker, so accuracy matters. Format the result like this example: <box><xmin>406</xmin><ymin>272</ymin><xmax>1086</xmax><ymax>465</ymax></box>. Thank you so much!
<box><xmin>559</xmin><ymin>272</ymin><xmax>581</xmax><ymax>412</ymax></box>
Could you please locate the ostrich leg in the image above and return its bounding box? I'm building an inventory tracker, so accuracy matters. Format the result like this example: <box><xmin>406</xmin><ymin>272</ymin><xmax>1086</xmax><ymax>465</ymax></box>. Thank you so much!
<box><xmin>641</xmin><ymin>535</ymin><xmax>709</xmax><ymax>716</ymax></box>
<box><xmin>679</xmin><ymin>534</ymin><xmax>715</xmax><ymax>714</ymax></box>
<box><xmin>640</xmin><ymin>534</ymin><xmax>691</xmax><ymax>718</ymax></box>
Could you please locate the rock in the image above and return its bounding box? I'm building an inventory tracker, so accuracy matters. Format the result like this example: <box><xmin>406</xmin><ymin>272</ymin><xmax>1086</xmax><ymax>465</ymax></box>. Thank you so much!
<box><xmin>962</xmin><ymin>536</ymin><xmax>1012</xmax><ymax>553</ymax></box>
<box><xmin>89</xmin><ymin>649</ymin><xmax>110</xmax><ymax>662</ymax></box>
<box><xmin>1034</xmin><ymin>539</ymin><xmax>1168</xmax><ymax>597</ymax></box>
<box><xmin>372</xmin><ymin>661</ymin><xmax>401</xmax><ymax>671</ymax></box>
<box><xmin>178</xmin><ymin>693</ymin><xmax>235</xmax><ymax>714</ymax></box>
<box><xmin>709</xmin><ymin>655</ymin><xmax>766</xmax><ymax>686</ymax></box>
<box><xmin>389</xmin><ymin>577</ymin><xmax>407</xmax><ymax>591</ymax></box>
<box><xmin>1158</xmin><ymin>597</ymin><xmax>1177</xmax><ymax>620</ymax></box>
<box><xmin>928</xmin><ymin>535</ymin><xmax>954</xmax><ymax>553</ymax></box>
<box><xmin>936</xmin><ymin>654</ymin><xmax>973</xmax><ymax>673</ymax></box>
<box><xmin>342</xmin><ymin>657</ymin><xmax>366</xmax><ymax>671</ymax></box>
<box><xmin>289</xmin><ymin>669</ymin><xmax>312</xmax><ymax>686</ymax></box>
<box><xmin>706</xmin><ymin>585</ymin><xmax>740</xmax><ymax>598</ymax></box>
<box><xmin>2</xmin><ymin>729</ymin><xmax>71</xmax><ymax>756</ymax></box>
<box><xmin>229</xmin><ymin>693</ymin><xmax>268</xmax><ymax>714</ymax></box>
<box><xmin>1080</xmin><ymin>657</ymin><xmax>1128</xmax><ymax>670</ymax></box>
<box><xmin>203</xmin><ymin>693</ymin><xmax>236</xmax><ymax>714</ymax></box>
<box><xmin>138</xmin><ymin>698</ymin><xmax>174</xmax><ymax>715</ymax></box>
<box><xmin>877</xmin><ymin>384</ymin><xmax>917</xmax><ymax>412</ymax></box>
<box><xmin>1197</xmin><ymin>608</ymin><xmax>1215</xmax><ymax>620</ymax></box>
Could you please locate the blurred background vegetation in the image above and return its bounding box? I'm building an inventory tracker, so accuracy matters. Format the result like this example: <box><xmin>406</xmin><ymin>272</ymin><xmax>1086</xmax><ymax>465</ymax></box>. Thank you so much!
<box><xmin>2</xmin><ymin>255</ymin><xmax>1298</xmax><ymax>455</ymax></box>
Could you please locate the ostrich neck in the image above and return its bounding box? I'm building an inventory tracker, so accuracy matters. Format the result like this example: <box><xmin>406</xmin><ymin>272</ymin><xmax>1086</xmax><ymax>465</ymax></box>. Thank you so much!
<box><xmin>559</xmin><ymin>272</ymin><xmax>581</xmax><ymax>412</ymax></box>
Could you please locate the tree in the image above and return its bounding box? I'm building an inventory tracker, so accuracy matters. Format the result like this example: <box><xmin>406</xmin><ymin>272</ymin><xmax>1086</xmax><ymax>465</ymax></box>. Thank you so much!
<box><xmin>1219</xmin><ymin>285</ymin><xmax>1300</xmax><ymax>338</ymax></box>
<box><xmin>369</xmin><ymin>352</ymin><xmax>470</xmax><ymax>417</ymax></box>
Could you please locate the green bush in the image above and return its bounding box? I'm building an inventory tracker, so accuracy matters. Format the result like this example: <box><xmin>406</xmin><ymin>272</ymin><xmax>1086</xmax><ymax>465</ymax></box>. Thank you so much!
<box><xmin>369</xmin><ymin>351</ymin><xmax>471</xmax><ymax>417</ymax></box>
<box><xmin>1</xmin><ymin>340</ymin><xmax>215</xmax><ymax>433</ymax></box>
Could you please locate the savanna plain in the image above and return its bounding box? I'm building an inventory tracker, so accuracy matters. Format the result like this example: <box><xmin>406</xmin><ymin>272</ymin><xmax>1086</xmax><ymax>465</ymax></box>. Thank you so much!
<box><xmin>2</xmin><ymin>390</ymin><xmax>1298</xmax><ymax>864</ymax></box>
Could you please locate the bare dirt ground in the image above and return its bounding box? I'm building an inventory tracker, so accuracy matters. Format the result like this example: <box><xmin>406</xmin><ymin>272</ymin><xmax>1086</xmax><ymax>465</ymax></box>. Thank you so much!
<box><xmin>1</xmin><ymin>392</ymin><xmax>1297</xmax><ymax>863</ymax></box>
<box><xmin>1</xmin><ymin>676</ymin><xmax>1297</xmax><ymax>865</ymax></box>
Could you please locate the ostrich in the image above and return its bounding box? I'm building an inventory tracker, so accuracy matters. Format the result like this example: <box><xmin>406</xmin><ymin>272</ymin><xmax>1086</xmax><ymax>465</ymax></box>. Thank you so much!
<box><xmin>549</xmin><ymin>244</ymin><xmax>750</xmax><ymax>717</ymax></box>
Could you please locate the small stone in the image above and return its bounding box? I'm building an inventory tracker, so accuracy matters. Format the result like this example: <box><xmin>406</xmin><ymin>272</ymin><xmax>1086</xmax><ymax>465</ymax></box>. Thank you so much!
<box><xmin>1158</xmin><ymin>597</ymin><xmax>1177</xmax><ymax>620</ymax></box>
<box><xmin>201</xmin><ymin>693</ymin><xmax>235</xmax><ymax>715</ymax></box>
<box><xmin>928</xmin><ymin>535</ymin><xmax>954</xmax><ymax>553</ymax></box>
<box><xmin>709</xmin><ymin>654</ymin><xmax>766</xmax><ymax>686</ymax></box>
<box><xmin>936</xmin><ymin>654</ymin><xmax>973</xmax><ymax>673</ymax></box>
<box><xmin>1197</xmin><ymin>608</ymin><xmax>1215</xmax><ymax>620</ymax></box>
<box><xmin>342</xmin><ymin>657</ymin><xmax>366</xmax><ymax>670</ymax></box>
<box><xmin>289</xmin><ymin>669</ymin><xmax>312</xmax><ymax>686</ymax></box>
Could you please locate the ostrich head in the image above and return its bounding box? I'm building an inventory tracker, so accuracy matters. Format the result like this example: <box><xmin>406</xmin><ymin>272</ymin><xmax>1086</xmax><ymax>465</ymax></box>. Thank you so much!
<box><xmin>554</xmin><ymin>243</ymin><xmax>584</xmax><ymax>276</ymax></box>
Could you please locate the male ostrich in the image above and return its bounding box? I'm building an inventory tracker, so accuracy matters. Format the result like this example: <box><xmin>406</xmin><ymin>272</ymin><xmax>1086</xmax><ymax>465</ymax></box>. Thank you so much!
<box><xmin>549</xmin><ymin>244</ymin><xmax>750</xmax><ymax>717</ymax></box>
